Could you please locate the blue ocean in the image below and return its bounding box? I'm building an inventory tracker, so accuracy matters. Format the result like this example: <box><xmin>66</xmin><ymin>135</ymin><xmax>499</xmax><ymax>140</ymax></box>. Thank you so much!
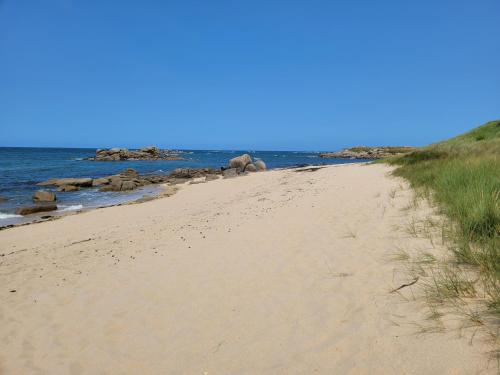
<box><xmin>0</xmin><ymin>147</ymin><xmax>365</xmax><ymax>226</ymax></box>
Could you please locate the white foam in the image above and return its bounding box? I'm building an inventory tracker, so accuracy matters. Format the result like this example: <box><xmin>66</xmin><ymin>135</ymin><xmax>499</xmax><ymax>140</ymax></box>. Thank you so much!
<box><xmin>0</xmin><ymin>213</ymin><xmax>22</xmax><ymax>220</ymax></box>
<box><xmin>58</xmin><ymin>204</ymin><xmax>83</xmax><ymax>212</ymax></box>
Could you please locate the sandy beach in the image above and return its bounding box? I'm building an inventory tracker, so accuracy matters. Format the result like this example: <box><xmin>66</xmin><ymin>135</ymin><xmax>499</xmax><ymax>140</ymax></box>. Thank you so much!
<box><xmin>0</xmin><ymin>163</ymin><xmax>491</xmax><ymax>374</ymax></box>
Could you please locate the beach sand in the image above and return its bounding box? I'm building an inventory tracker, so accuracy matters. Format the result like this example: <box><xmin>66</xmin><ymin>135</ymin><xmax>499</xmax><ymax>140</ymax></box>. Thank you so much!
<box><xmin>0</xmin><ymin>164</ymin><xmax>492</xmax><ymax>374</ymax></box>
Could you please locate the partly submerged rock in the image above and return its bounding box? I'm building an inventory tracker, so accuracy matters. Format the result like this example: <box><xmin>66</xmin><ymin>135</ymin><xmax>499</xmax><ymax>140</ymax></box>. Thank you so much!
<box><xmin>37</xmin><ymin>178</ymin><xmax>93</xmax><ymax>187</ymax></box>
<box><xmin>16</xmin><ymin>204</ymin><xmax>57</xmax><ymax>215</ymax></box>
<box><xmin>32</xmin><ymin>190</ymin><xmax>57</xmax><ymax>202</ymax></box>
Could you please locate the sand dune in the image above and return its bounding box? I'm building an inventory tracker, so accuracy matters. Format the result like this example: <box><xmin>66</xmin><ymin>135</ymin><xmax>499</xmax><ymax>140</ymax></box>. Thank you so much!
<box><xmin>0</xmin><ymin>164</ymin><xmax>491</xmax><ymax>374</ymax></box>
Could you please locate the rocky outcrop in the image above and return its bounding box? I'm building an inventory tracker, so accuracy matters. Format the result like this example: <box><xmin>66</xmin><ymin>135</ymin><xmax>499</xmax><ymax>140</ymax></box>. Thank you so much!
<box><xmin>319</xmin><ymin>146</ymin><xmax>415</xmax><ymax>160</ymax></box>
<box><xmin>85</xmin><ymin>146</ymin><xmax>184</xmax><ymax>161</ymax></box>
<box><xmin>37</xmin><ymin>178</ymin><xmax>93</xmax><ymax>187</ymax></box>
<box><xmin>33</xmin><ymin>190</ymin><xmax>57</xmax><ymax>202</ymax></box>
<box><xmin>16</xmin><ymin>204</ymin><xmax>57</xmax><ymax>215</ymax></box>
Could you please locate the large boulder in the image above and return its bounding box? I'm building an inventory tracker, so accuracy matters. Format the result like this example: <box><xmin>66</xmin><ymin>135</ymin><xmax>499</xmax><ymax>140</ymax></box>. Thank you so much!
<box><xmin>16</xmin><ymin>204</ymin><xmax>57</xmax><ymax>215</ymax></box>
<box><xmin>255</xmin><ymin>159</ymin><xmax>267</xmax><ymax>171</ymax></box>
<box><xmin>229</xmin><ymin>154</ymin><xmax>252</xmax><ymax>170</ymax></box>
<box><xmin>33</xmin><ymin>190</ymin><xmax>57</xmax><ymax>202</ymax></box>
<box><xmin>37</xmin><ymin>178</ymin><xmax>93</xmax><ymax>187</ymax></box>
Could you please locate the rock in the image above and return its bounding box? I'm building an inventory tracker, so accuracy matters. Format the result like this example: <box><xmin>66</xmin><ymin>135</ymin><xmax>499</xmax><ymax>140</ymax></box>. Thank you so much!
<box><xmin>57</xmin><ymin>185</ymin><xmax>80</xmax><ymax>192</ymax></box>
<box><xmin>255</xmin><ymin>159</ymin><xmax>267</xmax><ymax>171</ymax></box>
<box><xmin>37</xmin><ymin>178</ymin><xmax>93</xmax><ymax>187</ymax></box>
<box><xmin>84</xmin><ymin>146</ymin><xmax>184</xmax><ymax>161</ymax></box>
<box><xmin>99</xmin><ymin>169</ymin><xmax>145</xmax><ymax>191</ymax></box>
<box><xmin>92</xmin><ymin>177</ymin><xmax>110</xmax><ymax>186</ymax></box>
<box><xmin>121</xmin><ymin>180</ymin><xmax>137</xmax><ymax>191</ymax></box>
<box><xmin>109</xmin><ymin>147</ymin><xmax>128</xmax><ymax>153</ymax></box>
<box><xmin>140</xmin><ymin>146</ymin><xmax>159</xmax><ymax>154</ymax></box>
<box><xmin>32</xmin><ymin>190</ymin><xmax>57</xmax><ymax>202</ymax></box>
<box><xmin>168</xmin><ymin>168</ymin><xmax>218</xmax><ymax>179</ymax></box>
<box><xmin>229</xmin><ymin>154</ymin><xmax>252</xmax><ymax>170</ymax></box>
<box><xmin>0</xmin><ymin>197</ymin><xmax>7</xmax><ymax>203</ymax></box>
<box><xmin>223</xmin><ymin>168</ymin><xmax>239</xmax><ymax>178</ymax></box>
<box><xmin>244</xmin><ymin>163</ymin><xmax>257</xmax><ymax>172</ymax></box>
<box><xmin>16</xmin><ymin>204</ymin><xmax>57</xmax><ymax>215</ymax></box>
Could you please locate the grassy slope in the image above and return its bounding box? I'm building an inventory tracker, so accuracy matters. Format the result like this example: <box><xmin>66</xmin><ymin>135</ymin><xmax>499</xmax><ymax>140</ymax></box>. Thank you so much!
<box><xmin>388</xmin><ymin>120</ymin><xmax>500</xmax><ymax>317</ymax></box>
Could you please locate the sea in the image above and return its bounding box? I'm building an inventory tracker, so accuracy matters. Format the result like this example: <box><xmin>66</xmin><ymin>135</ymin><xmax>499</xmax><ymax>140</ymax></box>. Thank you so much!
<box><xmin>0</xmin><ymin>147</ymin><xmax>367</xmax><ymax>227</ymax></box>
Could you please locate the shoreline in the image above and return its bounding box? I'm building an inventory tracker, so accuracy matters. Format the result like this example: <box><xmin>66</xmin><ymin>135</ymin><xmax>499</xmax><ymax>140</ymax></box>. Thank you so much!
<box><xmin>0</xmin><ymin>162</ymin><xmax>369</xmax><ymax>230</ymax></box>
<box><xmin>0</xmin><ymin>163</ymin><xmax>492</xmax><ymax>374</ymax></box>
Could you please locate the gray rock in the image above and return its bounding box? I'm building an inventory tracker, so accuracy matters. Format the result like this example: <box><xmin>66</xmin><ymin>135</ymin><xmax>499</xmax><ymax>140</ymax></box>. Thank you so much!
<box><xmin>16</xmin><ymin>204</ymin><xmax>57</xmax><ymax>215</ymax></box>
<box><xmin>255</xmin><ymin>159</ymin><xmax>267</xmax><ymax>171</ymax></box>
<box><xmin>57</xmin><ymin>185</ymin><xmax>80</xmax><ymax>192</ymax></box>
<box><xmin>229</xmin><ymin>154</ymin><xmax>252</xmax><ymax>170</ymax></box>
<box><xmin>33</xmin><ymin>190</ymin><xmax>57</xmax><ymax>202</ymax></box>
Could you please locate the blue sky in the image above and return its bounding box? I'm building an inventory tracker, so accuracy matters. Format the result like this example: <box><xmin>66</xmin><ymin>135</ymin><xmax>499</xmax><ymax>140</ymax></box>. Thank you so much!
<box><xmin>1</xmin><ymin>0</ymin><xmax>499</xmax><ymax>150</ymax></box>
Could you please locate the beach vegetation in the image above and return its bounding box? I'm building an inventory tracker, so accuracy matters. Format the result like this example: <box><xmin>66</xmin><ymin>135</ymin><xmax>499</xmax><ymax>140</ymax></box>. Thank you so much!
<box><xmin>387</xmin><ymin>120</ymin><xmax>500</xmax><ymax>337</ymax></box>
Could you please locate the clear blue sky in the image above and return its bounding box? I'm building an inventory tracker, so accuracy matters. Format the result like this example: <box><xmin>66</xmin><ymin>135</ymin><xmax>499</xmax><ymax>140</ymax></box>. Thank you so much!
<box><xmin>1</xmin><ymin>0</ymin><xmax>499</xmax><ymax>150</ymax></box>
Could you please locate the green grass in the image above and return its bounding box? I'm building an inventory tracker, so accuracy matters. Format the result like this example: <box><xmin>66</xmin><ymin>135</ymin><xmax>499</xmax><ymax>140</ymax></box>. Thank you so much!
<box><xmin>387</xmin><ymin>120</ymin><xmax>500</xmax><ymax>318</ymax></box>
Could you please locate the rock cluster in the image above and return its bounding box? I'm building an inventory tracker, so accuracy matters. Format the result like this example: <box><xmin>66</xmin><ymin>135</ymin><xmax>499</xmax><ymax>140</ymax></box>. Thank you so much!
<box><xmin>36</xmin><ymin>167</ymin><xmax>223</xmax><ymax>194</ymax></box>
<box><xmin>223</xmin><ymin>154</ymin><xmax>267</xmax><ymax>178</ymax></box>
<box><xmin>85</xmin><ymin>146</ymin><xmax>184</xmax><ymax>161</ymax></box>
<box><xmin>21</xmin><ymin>155</ymin><xmax>268</xmax><ymax>215</ymax></box>
<box><xmin>319</xmin><ymin>146</ymin><xmax>415</xmax><ymax>160</ymax></box>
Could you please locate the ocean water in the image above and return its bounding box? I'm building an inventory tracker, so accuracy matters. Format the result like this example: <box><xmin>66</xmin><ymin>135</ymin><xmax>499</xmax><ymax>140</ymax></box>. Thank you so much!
<box><xmin>0</xmin><ymin>147</ymin><xmax>366</xmax><ymax>226</ymax></box>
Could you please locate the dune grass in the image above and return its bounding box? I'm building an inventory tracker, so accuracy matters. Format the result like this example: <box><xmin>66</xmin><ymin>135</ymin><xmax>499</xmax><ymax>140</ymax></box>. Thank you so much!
<box><xmin>387</xmin><ymin>120</ymin><xmax>500</xmax><ymax>320</ymax></box>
